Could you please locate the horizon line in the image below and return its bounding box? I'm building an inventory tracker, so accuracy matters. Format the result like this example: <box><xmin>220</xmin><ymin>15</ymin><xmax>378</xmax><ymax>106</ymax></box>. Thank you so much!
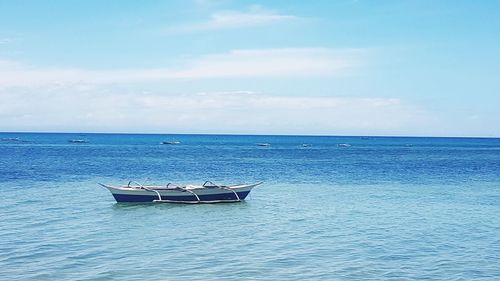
<box><xmin>1</xmin><ymin>130</ymin><xmax>499</xmax><ymax>139</ymax></box>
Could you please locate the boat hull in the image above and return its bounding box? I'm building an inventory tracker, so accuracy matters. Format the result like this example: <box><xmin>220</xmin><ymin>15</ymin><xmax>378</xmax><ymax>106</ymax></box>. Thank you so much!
<box><xmin>112</xmin><ymin>190</ymin><xmax>251</xmax><ymax>203</ymax></box>
<box><xmin>100</xmin><ymin>183</ymin><xmax>259</xmax><ymax>203</ymax></box>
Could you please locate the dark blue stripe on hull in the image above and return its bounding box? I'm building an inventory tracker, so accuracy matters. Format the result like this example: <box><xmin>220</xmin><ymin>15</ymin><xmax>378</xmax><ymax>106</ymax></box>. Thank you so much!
<box><xmin>112</xmin><ymin>191</ymin><xmax>250</xmax><ymax>203</ymax></box>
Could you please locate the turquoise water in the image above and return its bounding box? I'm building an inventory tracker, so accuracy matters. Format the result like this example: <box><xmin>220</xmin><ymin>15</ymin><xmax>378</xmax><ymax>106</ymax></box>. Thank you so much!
<box><xmin>1</xmin><ymin>133</ymin><xmax>499</xmax><ymax>280</ymax></box>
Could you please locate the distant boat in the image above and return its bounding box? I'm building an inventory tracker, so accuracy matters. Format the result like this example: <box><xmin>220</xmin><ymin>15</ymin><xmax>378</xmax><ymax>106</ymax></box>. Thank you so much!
<box><xmin>257</xmin><ymin>143</ymin><xmax>271</xmax><ymax>147</ymax></box>
<box><xmin>337</xmin><ymin>143</ymin><xmax>351</xmax><ymax>147</ymax></box>
<box><xmin>161</xmin><ymin>141</ymin><xmax>181</xmax><ymax>145</ymax></box>
<box><xmin>1</xmin><ymin>137</ymin><xmax>20</xmax><ymax>141</ymax></box>
<box><xmin>301</xmin><ymin>144</ymin><xmax>312</xmax><ymax>147</ymax></box>
<box><xmin>100</xmin><ymin>181</ymin><xmax>262</xmax><ymax>203</ymax></box>
<box><xmin>68</xmin><ymin>139</ymin><xmax>88</xmax><ymax>144</ymax></box>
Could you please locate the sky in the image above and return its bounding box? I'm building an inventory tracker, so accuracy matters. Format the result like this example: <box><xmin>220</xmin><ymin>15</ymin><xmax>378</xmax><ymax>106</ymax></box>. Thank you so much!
<box><xmin>0</xmin><ymin>0</ymin><xmax>499</xmax><ymax>136</ymax></box>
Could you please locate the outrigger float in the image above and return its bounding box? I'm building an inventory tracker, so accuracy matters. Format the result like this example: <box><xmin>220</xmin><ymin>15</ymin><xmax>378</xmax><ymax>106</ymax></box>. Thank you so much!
<box><xmin>99</xmin><ymin>181</ymin><xmax>262</xmax><ymax>203</ymax></box>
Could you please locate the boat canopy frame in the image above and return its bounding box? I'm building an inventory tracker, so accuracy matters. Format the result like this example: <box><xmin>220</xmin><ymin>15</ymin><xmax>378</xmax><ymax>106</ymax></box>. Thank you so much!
<box><xmin>118</xmin><ymin>180</ymin><xmax>243</xmax><ymax>204</ymax></box>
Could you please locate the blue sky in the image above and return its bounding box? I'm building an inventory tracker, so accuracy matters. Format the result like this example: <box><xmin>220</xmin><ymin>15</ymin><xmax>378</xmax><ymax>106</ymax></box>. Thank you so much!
<box><xmin>0</xmin><ymin>0</ymin><xmax>499</xmax><ymax>136</ymax></box>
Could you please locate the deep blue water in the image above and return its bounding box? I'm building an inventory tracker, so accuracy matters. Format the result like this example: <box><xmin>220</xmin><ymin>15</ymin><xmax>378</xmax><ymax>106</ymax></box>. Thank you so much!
<box><xmin>1</xmin><ymin>133</ymin><xmax>499</xmax><ymax>280</ymax></box>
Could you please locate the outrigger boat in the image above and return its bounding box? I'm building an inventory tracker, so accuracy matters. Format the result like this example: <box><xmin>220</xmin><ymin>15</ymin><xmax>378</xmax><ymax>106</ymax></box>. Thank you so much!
<box><xmin>99</xmin><ymin>181</ymin><xmax>262</xmax><ymax>203</ymax></box>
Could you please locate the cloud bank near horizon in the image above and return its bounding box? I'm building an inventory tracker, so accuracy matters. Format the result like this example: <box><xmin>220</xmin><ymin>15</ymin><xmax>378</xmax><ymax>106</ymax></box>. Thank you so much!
<box><xmin>0</xmin><ymin>88</ymin><xmax>431</xmax><ymax>135</ymax></box>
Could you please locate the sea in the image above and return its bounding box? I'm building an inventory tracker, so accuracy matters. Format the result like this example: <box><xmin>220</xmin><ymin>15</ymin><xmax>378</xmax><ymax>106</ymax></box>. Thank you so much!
<box><xmin>0</xmin><ymin>132</ymin><xmax>499</xmax><ymax>280</ymax></box>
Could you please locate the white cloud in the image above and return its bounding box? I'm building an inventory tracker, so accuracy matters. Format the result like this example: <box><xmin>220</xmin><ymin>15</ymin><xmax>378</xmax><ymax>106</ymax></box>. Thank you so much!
<box><xmin>0</xmin><ymin>89</ymin><xmax>430</xmax><ymax>135</ymax></box>
<box><xmin>0</xmin><ymin>48</ymin><xmax>364</xmax><ymax>88</ymax></box>
<box><xmin>0</xmin><ymin>59</ymin><xmax>23</xmax><ymax>69</ymax></box>
<box><xmin>169</xmin><ymin>6</ymin><xmax>298</xmax><ymax>32</ymax></box>
<box><xmin>0</xmin><ymin>38</ymin><xmax>13</xmax><ymax>45</ymax></box>
<box><xmin>168</xmin><ymin>48</ymin><xmax>362</xmax><ymax>79</ymax></box>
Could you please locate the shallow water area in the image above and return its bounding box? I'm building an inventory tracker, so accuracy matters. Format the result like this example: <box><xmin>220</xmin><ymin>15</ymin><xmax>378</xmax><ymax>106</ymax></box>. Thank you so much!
<box><xmin>1</xmin><ymin>133</ymin><xmax>499</xmax><ymax>280</ymax></box>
